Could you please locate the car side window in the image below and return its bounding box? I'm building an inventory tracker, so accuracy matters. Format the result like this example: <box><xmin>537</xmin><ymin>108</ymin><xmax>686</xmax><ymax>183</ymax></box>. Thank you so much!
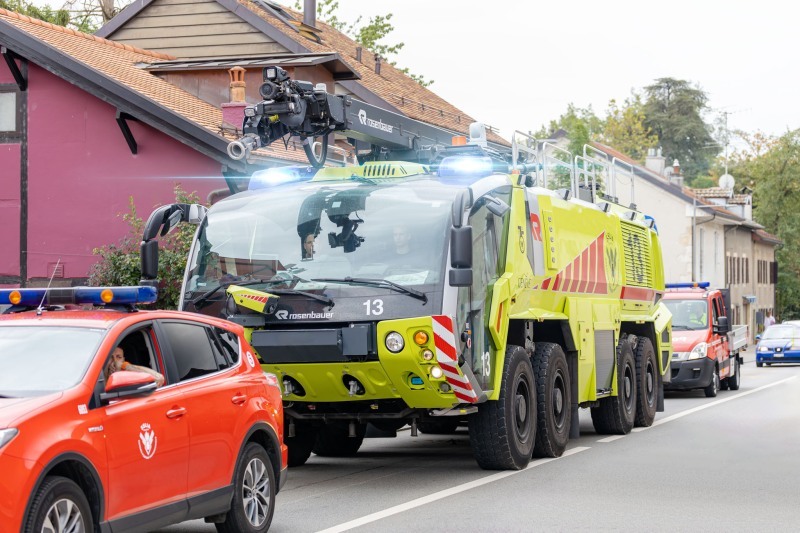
<box><xmin>214</xmin><ymin>327</ymin><xmax>241</xmax><ymax>365</ymax></box>
<box><xmin>160</xmin><ymin>322</ymin><xmax>221</xmax><ymax>382</ymax></box>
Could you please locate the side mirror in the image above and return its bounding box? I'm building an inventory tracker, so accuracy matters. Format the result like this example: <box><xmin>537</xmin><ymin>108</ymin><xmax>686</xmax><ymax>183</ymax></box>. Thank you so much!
<box><xmin>755</xmin><ymin>334</ymin><xmax>761</xmax><ymax>341</ymax></box>
<box><xmin>140</xmin><ymin>240</ymin><xmax>159</xmax><ymax>281</ymax></box>
<box><xmin>101</xmin><ymin>371</ymin><xmax>157</xmax><ymax>403</ymax></box>
<box><xmin>714</xmin><ymin>315</ymin><xmax>730</xmax><ymax>334</ymax></box>
<box><xmin>449</xmin><ymin>225</ymin><xmax>472</xmax><ymax>287</ymax></box>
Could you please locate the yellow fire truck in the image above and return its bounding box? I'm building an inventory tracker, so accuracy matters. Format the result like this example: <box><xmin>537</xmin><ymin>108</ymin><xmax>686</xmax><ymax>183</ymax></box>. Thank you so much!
<box><xmin>141</xmin><ymin>67</ymin><xmax>672</xmax><ymax>470</ymax></box>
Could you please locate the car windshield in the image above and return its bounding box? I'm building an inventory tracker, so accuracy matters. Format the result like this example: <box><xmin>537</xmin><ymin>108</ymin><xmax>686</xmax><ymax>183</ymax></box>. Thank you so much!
<box><xmin>663</xmin><ymin>299</ymin><xmax>708</xmax><ymax>330</ymax></box>
<box><xmin>0</xmin><ymin>326</ymin><xmax>104</xmax><ymax>397</ymax></box>
<box><xmin>761</xmin><ymin>325</ymin><xmax>797</xmax><ymax>340</ymax></box>
<box><xmin>185</xmin><ymin>178</ymin><xmax>458</xmax><ymax>298</ymax></box>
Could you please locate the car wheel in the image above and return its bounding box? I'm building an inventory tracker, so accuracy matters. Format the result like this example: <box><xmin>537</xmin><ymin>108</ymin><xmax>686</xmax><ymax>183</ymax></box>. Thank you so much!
<box><xmin>704</xmin><ymin>367</ymin><xmax>719</xmax><ymax>398</ymax></box>
<box><xmin>286</xmin><ymin>429</ymin><xmax>317</xmax><ymax>467</ymax></box>
<box><xmin>25</xmin><ymin>476</ymin><xmax>92</xmax><ymax>533</ymax></box>
<box><xmin>756</xmin><ymin>361</ymin><xmax>763</xmax><ymax>368</ymax></box>
<box><xmin>217</xmin><ymin>442</ymin><xmax>275</xmax><ymax>533</ymax></box>
<box><xmin>726</xmin><ymin>358</ymin><xmax>741</xmax><ymax>391</ymax></box>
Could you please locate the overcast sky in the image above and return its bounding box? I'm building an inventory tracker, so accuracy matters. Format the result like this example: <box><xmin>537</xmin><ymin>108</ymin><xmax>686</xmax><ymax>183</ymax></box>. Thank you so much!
<box><xmin>290</xmin><ymin>0</ymin><xmax>797</xmax><ymax>147</ymax></box>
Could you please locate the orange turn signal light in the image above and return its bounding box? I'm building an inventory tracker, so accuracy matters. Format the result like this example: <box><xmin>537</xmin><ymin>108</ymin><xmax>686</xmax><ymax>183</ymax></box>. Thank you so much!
<box><xmin>413</xmin><ymin>330</ymin><xmax>429</xmax><ymax>345</ymax></box>
<box><xmin>9</xmin><ymin>290</ymin><xmax>21</xmax><ymax>305</ymax></box>
<box><xmin>451</xmin><ymin>135</ymin><xmax>467</xmax><ymax>146</ymax></box>
<box><xmin>100</xmin><ymin>289</ymin><xmax>114</xmax><ymax>303</ymax></box>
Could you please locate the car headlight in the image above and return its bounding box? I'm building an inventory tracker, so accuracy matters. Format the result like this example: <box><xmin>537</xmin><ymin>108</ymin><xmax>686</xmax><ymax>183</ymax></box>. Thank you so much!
<box><xmin>0</xmin><ymin>428</ymin><xmax>18</xmax><ymax>450</ymax></box>
<box><xmin>759</xmin><ymin>346</ymin><xmax>770</xmax><ymax>352</ymax></box>
<box><xmin>385</xmin><ymin>332</ymin><xmax>405</xmax><ymax>353</ymax></box>
<box><xmin>688</xmin><ymin>342</ymin><xmax>708</xmax><ymax>360</ymax></box>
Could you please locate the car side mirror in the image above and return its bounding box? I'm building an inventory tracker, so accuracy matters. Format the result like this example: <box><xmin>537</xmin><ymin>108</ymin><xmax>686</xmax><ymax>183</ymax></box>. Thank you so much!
<box><xmin>101</xmin><ymin>371</ymin><xmax>157</xmax><ymax>403</ymax></box>
<box><xmin>714</xmin><ymin>315</ymin><xmax>730</xmax><ymax>334</ymax></box>
<box><xmin>449</xmin><ymin>225</ymin><xmax>472</xmax><ymax>287</ymax></box>
<box><xmin>755</xmin><ymin>334</ymin><xmax>761</xmax><ymax>341</ymax></box>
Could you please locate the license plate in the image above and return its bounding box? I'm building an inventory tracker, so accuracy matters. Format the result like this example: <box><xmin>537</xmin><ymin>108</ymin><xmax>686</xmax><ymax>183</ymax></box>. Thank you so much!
<box><xmin>774</xmin><ymin>353</ymin><xmax>784</xmax><ymax>357</ymax></box>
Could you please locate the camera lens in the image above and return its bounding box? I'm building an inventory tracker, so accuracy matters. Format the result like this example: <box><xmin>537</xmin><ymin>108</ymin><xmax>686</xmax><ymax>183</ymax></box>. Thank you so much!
<box><xmin>259</xmin><ymin>81</ymin><xmax>279</xmax><ymax>100</ymax></box>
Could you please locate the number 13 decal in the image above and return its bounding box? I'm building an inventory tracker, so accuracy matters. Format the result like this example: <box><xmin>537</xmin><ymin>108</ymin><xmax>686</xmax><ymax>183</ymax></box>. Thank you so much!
<box><xmin>363</xmin><ymin>299</ymin><xmax>384</xmax><ymax>315</ymax></box>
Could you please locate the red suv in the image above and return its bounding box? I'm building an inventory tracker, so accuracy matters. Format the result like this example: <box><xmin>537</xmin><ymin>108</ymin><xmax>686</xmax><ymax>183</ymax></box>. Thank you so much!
<box><xmin>0</xmin><ymin>286</ymin><xmax>287</xmax><ymax>532</ymax></box>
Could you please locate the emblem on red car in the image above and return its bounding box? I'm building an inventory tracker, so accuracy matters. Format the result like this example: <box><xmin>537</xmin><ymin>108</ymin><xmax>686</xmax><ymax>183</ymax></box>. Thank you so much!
<box><xmin>138</xmin><ymin>422</ymin><xmax>158</xmax><ymax>459</ymax></box>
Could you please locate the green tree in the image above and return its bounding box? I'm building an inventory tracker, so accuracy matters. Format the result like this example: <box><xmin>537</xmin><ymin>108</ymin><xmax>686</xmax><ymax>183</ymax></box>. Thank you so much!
<box><xmin>737</xmin><ymin>130</ymin><xmax>800</xmax><ymax>319</ymax></box>
<box><xmin>642</xmin><ymin>77</ymin><xmax>719</xmax><ymax>182</ymax></box>
<box><xmin>601</xmin><ymin>93</ymin><xmax>658</xmax><ymax>163</ymax></box>
<box><xmin>0</xmin><ymin>0</ymin><xmax>72</xmax><ymax>27</ymax></box>
<box><xmin>88</xmin><ymin>185</ymin><xmax>201</xmax><ymax>309</ymax></box>
<box><xmin>293</xmin><ymin>0</ymin><xmax>432</xmax><ymax>86</ymax></box>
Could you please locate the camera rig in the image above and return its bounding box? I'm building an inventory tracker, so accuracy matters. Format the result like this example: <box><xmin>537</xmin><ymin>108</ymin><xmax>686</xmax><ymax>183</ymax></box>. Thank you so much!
<box><xmin>227</xmin><ymin>66</ymin><xmax>508</xmax><ymax>167</ymax></box>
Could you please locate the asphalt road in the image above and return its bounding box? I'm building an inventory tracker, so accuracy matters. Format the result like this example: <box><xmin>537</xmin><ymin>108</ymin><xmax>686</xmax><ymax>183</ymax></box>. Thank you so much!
<box><xmin>157</xmin><ymin>359</ymin><xmax>800</xmax><ymax>532</ymax></box>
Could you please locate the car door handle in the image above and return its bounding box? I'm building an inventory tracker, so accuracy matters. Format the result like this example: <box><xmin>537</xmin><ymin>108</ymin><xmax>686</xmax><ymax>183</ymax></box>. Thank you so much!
<box><xmin>166</xmin><ymin>407</ymin><xmax>187</xmax><ymax>419</ymax></box>
<box><xmin>231</xmin><ymin>393</ymin><xmax>247</xmax><ymax>405</ymax></box>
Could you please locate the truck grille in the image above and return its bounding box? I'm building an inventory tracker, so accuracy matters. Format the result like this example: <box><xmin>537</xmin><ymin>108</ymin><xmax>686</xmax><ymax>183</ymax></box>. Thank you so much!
<box><xmin>620</xmin><ymin>222</ymin><xmax>653</xmax><ymax>287</ymax></box>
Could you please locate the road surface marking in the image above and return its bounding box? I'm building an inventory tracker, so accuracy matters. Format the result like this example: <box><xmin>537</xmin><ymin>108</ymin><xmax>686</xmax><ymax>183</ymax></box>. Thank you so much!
<box><xmin>597</xmin><ymin>435</ymin><xmax>626</xmax><ymax>442</ymax></box>
<box><xmin>653</xmin><ymin>376</ymin><xmax>797</xmax><ymax>427</ymax></box>
<box><xmin>315</xmin><ymin>446</ymin><xmax>591</xmax><ymax>533</ymax></box>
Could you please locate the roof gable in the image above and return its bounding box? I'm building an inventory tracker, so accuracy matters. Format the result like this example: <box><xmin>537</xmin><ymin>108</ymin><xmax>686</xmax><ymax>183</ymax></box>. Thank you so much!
<box><xmin>98</xmin><ymin>0</ymin><xmax>509</xmax><ymax>145</ymax></box>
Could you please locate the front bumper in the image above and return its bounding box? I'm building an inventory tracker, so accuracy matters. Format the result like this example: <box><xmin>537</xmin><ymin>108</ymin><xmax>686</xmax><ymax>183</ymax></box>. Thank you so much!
<box><xmin>665</xmin><ymin>356</ymin><xmax>715</xmax><ymax>390</ymax></box>
<box><xmin>0</xmin><ymin>452</ymin><xmax>38</xmax><ymax>530</ymax></box>
<box><xmin>756</xmin><ymin>348</ymin><xmax>800</xmax><ymax>364</ymax></box>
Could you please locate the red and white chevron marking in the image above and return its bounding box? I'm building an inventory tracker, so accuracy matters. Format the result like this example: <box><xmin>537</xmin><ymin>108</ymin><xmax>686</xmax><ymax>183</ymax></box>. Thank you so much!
<box><xmin>241</xmin><ymin>294</ymin><xmax>270</xmax><ymax>304</ymax></box>
<box><xmin>432</xmin><ymin>315</ymin><xmax>478</xmax><ymax>403</ymax></box>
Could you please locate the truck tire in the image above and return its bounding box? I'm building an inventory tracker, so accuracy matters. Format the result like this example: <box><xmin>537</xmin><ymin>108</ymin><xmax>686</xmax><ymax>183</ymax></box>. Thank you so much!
<box><xmin>727</xmin><ymin>358</ymin><xmax>741</xmax><ymax>390</ymax></box>
<box><xmin>313</xmin><ymin>422</ymin><xmax>366</xmax><ymax>457</ymax></box>
<box><xmin>591</xmin><ymin>336</ymin><xmax>637</xmax><ymax>435</ymax></box>
<box><xmin>633</xmin><ymin>338</ymin><xmax>658</xmax><ymax>427</ymax></box>
<box><xmin>531</xmin><ymin>342</ymin><xmax>571</xmax><ymax>458</ymax></box>
<box><xmin>469</xmin><ymin>344</ymin><xmax>536</xmax><ymax>470</ymax></box>
<box><xmin>286</xmin><ymin>427</ymin><xmax>317</xmax><ymax>467</ymax></box>
<box><xmin>704</xmin><ymin>367</ymin><xmax>720</xmax><ymax>398</ymax></box>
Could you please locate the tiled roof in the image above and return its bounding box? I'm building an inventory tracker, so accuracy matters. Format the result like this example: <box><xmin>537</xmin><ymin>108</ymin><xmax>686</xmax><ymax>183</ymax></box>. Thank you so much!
<box><xmin>236</xmin><ymin>0</ymin><xmax>510</xmax><ymax>146</ymax></box>
<box><xmin>691</xmin><ymin>187</ymin><xmax>751</xmax><ymax>205</ymax></box>
<box><xmin>0</xmin><ymin>8</ymin><xmax>310</xmax><ymax>166</ymax></box>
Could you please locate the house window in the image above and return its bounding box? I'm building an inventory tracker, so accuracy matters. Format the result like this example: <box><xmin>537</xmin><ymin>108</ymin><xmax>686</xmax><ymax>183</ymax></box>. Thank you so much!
<box><xmin>0</xmin><ymin>91</ymin><xmax>18</xmax><ymax>133</ymax></box>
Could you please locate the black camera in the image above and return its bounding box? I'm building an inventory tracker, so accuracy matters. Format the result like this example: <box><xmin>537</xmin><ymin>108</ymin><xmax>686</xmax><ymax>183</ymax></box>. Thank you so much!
<box><xmin>327</xmin><ymin>218</ymin><xmax>364</xmax><ymax>253</ymax></box>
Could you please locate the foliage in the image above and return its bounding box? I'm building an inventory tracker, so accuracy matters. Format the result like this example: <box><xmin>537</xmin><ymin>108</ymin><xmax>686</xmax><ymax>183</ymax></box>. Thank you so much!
<box><xmin>601</xmin><ymin>93</ymin><xmax>658</xmax><ymax>163</ymax></box>
<box><xmin>0</xmin><ymin>0</ymin><xmax>72</xmax><ymax>27</ymax></box>
<box><xmin>642</xmin><ymin>78</ymin><xmax>719</xmax><ymax>182</ymax></box>
<box><xmin>292</xmin><ymin>0</ymin><xmax>433</xmax><ymax>87</ymax></box>
<box><xmin>61</xmin><ymin>0</ymin><xmax>125</xmax><ymax>32</ymax></box>
<box><xmin>88</xmin><ymin>185</ymin><xmax>201</xmax><ymax>310</ymax></box>
<box><xmin>736</xmin><ymin>130</ymin><xmax>800</xmax><ymax>319</ymax></box>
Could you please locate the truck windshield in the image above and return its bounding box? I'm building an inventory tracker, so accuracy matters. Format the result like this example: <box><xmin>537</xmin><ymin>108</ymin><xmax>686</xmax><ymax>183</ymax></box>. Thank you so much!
<box><xmin>185</xmin><ymin>179</ymin><xmax>457</xmax><ymax>298</ymax></box>
<box><xmin>0</xmin><ymin>326</ymin><xmax>104</xmax><ymax>397</ymax></box>
<box><xmin>663</xmin><ymin>299</ymin><xmax>708</xmax><ymax>330</ymax></box>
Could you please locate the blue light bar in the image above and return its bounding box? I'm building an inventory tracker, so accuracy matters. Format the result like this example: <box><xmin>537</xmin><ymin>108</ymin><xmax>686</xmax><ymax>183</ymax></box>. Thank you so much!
<box><xmin>248</xmin><ymin>165</ymin><xmax>316</xmax><ymax>191</ymax></box>
<box><xmin>0</xmin><ymin>286</ymin><xmax>157</xmax><ymax>307</ymax></box>
<box><xmin>437</xmin><ymin>156</ymin><xmax>494</xmax><ymax>178</ymax></box>
<box><xmin>665</xmin><ymin>282</ymin><xmax>710</xmax><ymax>289</ymax></box>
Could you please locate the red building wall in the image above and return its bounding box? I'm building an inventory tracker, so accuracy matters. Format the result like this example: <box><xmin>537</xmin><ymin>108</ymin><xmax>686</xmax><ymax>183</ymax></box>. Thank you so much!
<box><xmin>0</xmin><ymin>63</ymin><xmax>225</xmax><ymax>284</ymax></box>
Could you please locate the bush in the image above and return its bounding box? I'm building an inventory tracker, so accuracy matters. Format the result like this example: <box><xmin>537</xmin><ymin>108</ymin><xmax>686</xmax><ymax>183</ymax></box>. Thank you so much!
<box><xmin>88</xmin><ymin>185</ymin><xmax>202</xmax><ymax>309</ymax></box>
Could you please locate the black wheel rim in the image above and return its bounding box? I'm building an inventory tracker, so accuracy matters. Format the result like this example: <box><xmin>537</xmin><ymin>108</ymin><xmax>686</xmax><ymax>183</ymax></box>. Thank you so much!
<box><xmin>645</xmin><ymin>359</ymin><xmax>656</xmax><ymax>407</ymax></box>
<box><xmin>623</xmin><ymin>362</ymin><xmax>635</xmax><ymax>411</ymax></box>
<box><xmin>514</xmin><ymin>374</ymin><xmax>533</xmax><ymax>442</ymax></box>
<box><xmin>552</xmin><ymin>370</ymin><xmax>567</xmax><ymax>430</ymax></box>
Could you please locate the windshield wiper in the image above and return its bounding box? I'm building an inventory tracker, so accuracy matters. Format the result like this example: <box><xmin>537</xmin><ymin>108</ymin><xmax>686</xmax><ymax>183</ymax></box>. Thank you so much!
<box><xmin>268</xmin><ymin>288</ymin><xmax>334</xmax><ymax>307</ymax></box>
<box><xmin>191</xmin><ymin>278</ymin><xmax>296</xmax><ymax>310</ymax></box>
<box><xmin>312</xmin><ymin>277</ymin><xmax>428</xmax><ymax>303</ymax></box>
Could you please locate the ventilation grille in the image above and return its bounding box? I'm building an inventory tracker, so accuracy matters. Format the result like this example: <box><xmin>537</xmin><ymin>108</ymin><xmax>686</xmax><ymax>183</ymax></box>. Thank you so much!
<box><xmin>620</xmin><ymin>222</ymin><xmax>652</xmax><ymax>287</ymax></box>
<box><xmin>362</xmin><ymin>163</ymin><xmax>417</xmax><ymax>178</ymax></box>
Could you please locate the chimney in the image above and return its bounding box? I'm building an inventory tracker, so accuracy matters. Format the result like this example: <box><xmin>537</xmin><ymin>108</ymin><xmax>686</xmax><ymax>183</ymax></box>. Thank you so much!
<box><xmin>221</xmin><ymin>66</ymin><xmax>247</xmax><ymax>130</ymax></box>
<box><xmin>303</xmin><ymin>0</ymin><xmax>316</xmax><ymax>28</ymax></box>
<box><xmin>644</xmin><ymin>146</ymin><xmax>665</xmax><ymax>176</ymax></box>
<box><xmin>375</xmin><ymin>54</ymin><xmax>381</xmax><ymax>75</ymax></box>
<box><xmin>672</xmin><ymin>159</ymin><xmax>681</xmax><ymax>176</ymax></box>
<box><xmin>356</xmin><ymin>46</ymin><xmax>362</xmax><ymax>63</ymax></box>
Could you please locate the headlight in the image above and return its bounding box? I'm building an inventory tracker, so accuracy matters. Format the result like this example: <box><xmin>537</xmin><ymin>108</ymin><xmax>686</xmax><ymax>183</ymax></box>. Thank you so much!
<box><xmin>759</xmin><ymin>346</ymin><xmax>770</xmax><ymax>352</ymax></box>
<box><xmin>688</xmin><ymin>342</ymin><xmax>708</xmax><ymax>360</ymax></box>
<box><xmin>0</xmin><ymin>428</ymin><xmax>18</xmax><ymax>450</ymax></box>
<box><xmin>385</xmin><ymin>332</ymin><xmax>405</xmax><ymax>353</ymax></box>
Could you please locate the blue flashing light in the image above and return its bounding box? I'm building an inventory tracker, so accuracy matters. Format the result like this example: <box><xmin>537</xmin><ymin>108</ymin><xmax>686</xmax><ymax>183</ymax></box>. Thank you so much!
<box><xmin>0</xmin><ymin>286</ymin><xmax>157</xmax><ymax>307</ymax></box>
<box><xmin>437</xmin><ymin>156</ymin><xmax>494</xmax><ymax>178</ymax></box>
<box><xmin>665</xmin><ymin>282</ymin><xmax>710</xmax><ymax>289</ymax></box>
<box><xmin>248</xmin><ymin>165</ymin><xmax>316</xmax><ymax>191</ymax></box>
